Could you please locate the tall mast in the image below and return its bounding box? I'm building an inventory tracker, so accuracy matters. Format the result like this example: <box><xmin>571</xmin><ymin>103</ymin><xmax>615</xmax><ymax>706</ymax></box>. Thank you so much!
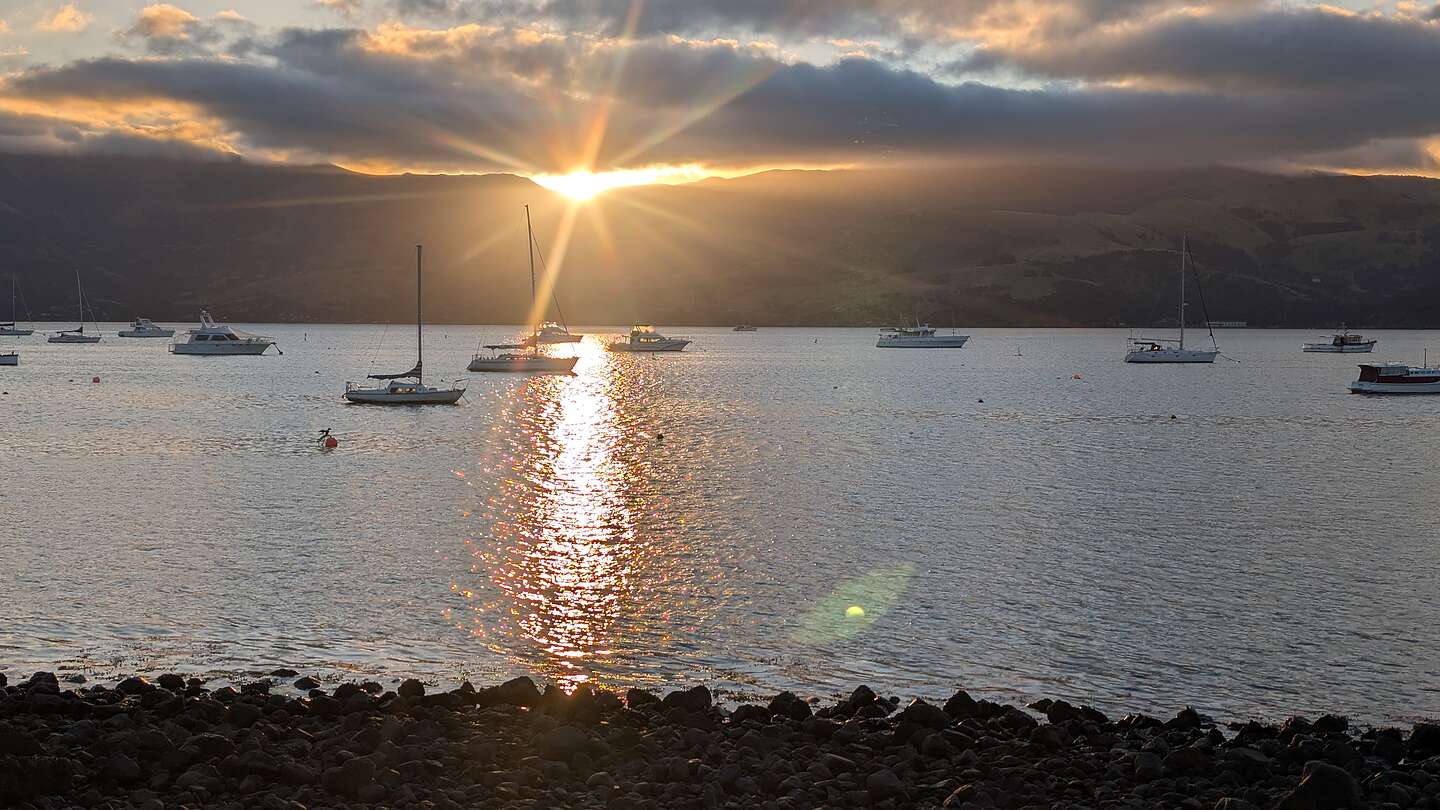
<box><xmin>1178</xmin><ymin>237</ymin><xmax>1186</xmax><ymax>350</ymax></box>
<box><xmin>525</xmin><ymin>204</ymin><xmax>537</xmax><ymax>342</ymax></box>
<box><xmin>416</xmin><ymin>244</ymin><xmax>423</xmax><ymax>383</ymax></box>
<box><xmin>75</xmin><ymin>269</ymin><xmax>83</xmax><ymax>332</ymax></box>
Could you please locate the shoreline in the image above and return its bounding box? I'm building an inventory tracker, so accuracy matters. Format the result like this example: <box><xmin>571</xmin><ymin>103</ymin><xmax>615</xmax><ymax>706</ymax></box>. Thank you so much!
<box><xmin>3</xmin><ymin>671</ymin><xmax>1434</xmax><ymax>809</ymax></box>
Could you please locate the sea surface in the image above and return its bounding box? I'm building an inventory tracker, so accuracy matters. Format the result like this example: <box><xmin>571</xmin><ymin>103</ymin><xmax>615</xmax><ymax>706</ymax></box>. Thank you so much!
<box><xmin>3</xmin><ymin>324</ymin><xmax>1439</xmax><ymax>724</ymax></box>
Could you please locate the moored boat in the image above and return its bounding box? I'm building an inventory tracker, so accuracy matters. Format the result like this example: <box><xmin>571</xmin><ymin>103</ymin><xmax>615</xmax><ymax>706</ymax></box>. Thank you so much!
<box><xmin>1125</xmin><ymin>238</ymin><xmax>1219</xmax><ymax>364</ymax></box>
<box><xmin>47</xmin><ymin>269</ymin><xmax>102</xmax><ymax>344</ymax></box>
<box><xmin>0</xmin><ymin>352</ymin><xmax>16</xmax><ymax>366</ymax></box>
<box><xmin>1</xmin><ymin>277</ymin><xmax>33</xmax><ymax>336</ymax></box>
<box><xmin>1304</xmin><ymin>327</ymin><xmax>1376</xmax><ymax>353</ymax></box>
<box><xmin>876</xmin><ymin>324</ymin><xmax>968</xmax><ymax>348</ymax></box>
<box><xmin>1348</xmin><ymin>363</ymin><xmax>1440</xmax><ymax>394</ymax></box>
<box><xmin>470</xmin><ymin>205</ymin><xmax>583</xmax><ymax>372</ymax></box>
<box><xmin>118</xmin><ymin>318</ymin><xmax>175</xmax><ymax>338</ymax></box>
<box><xmin>606</xmin><ymin>324</ymin><xmax>691</xmax><ymax>352</ymax></box>
<box><xmin>170</xmin><ymin>311</ymin><xmax>274</xmax><ymax>355</ymax></box>
<box><xmin>345</xmin><ymin>245</ymin><xmax>466</xmax><ymax>404</ymax></box>
<box><xmin>524</xmin><ymin>321</ymin><xmax>582</xmax><ymax>346</ymax></box>
<box><xmin>732</xmin><ymin>324</ymin><xmax>758</xmax><ymax>332</ymax></box>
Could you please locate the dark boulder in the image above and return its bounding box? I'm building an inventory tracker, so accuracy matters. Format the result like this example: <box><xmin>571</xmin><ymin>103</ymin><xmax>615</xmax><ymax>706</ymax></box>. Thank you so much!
<box><xmin>625</xmin><ymin>688</ymin><xmax>660</xmax><ymax>709</ymax></box>
<box><xmin>293</xmin><ymin>676</ymin><xmax>320</xmax><ymax>690</ymax></box>
<box><xmin>896</xmin><ymin>698</ymin><xmax>948</xmax><ymax>729</ymax></box>
<box><xmin>1410</xmin><ymin>723</ymin><xmax>1440</xmax><ymax>759</ymax></box>
<box><xmin>662</xmin><ymin>685</ymin><xmax>712</xmax><ymax>713</ymax></box>
<box><xmin>321</xmin><ymin>756</ymin><xmax>375</xmax><ymax>797</ymax></box>
<box><xmin>768</xmin><ymin>691</ymin><xmax>811</xmax><ymax>721</ymax></box>
<box><xmin>269</xmin><ymin>668</ymin><xmax>298</xmax><ymax>677</ymax></box>
<box><xmin>944</xmin><ymin>690</ymin><xmax>979</xmax><ymax>719</ymax></box>
<box><xmin>1274</xmin><ymin>761</ymin><xmax>1364</xmax><ymax>810</ymax></box>
<box><xmin>156</xmin><ymin>673</ymin><xmax>184</xmax><ymax>690</ymax></box>
<box><xmin>115</xmin><ymin>676</ymin><xmax>153</xmax><ymax>695</ymax></box>
<box><xmin>397</xmin><ymin>679</ymin><xmax>425</xmax><ymax>699</ymax></box>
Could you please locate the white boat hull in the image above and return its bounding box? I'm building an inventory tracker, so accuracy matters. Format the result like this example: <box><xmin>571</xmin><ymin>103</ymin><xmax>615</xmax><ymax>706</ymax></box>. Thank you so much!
<box><xmin>1349</xmin><ymin>380</ymin><xmax>1440</xmax><ymax>394</ymax></box>
<box><xmin>48</xmin><ymin>334</ymin><xmax>101</xmax><ymax>344</ymax></box>
<box><xmin>171</xmin><ymin>342</ymin><xmax>272</xmax><ymax>355</ymax></box>
<box><xmin>876</xmin><ymin>335</ymin><xmax>970</xmax><ymax>348</ymax></box>
<box><xmin>0</xmin><ymin>353</ymin><xmax>16</xmax><ymax>366</ymax></box>
<box><xmin>468</xmin><ymin>355</ymin><xmax>578</xmax><ymax>373</ymax></box>
<box><xmin>1125</xmin><ymin>348</ymin><xmax>1218</xmax><ymax>363</ymax></box>
<box><xmin>525</xmin><ymin>335</ymin><xmax>582</xmax><ymax>345</ymax></box>
<box><xmin>1304</xmin><ymin>343</ymin><xmax>1376</xmax><ymax>353</ymax></box>
<box><xmin>119</xmin><ymin>330</ymin><xmax>176</xmax><ymax>338</ymax></box>
<box><xmin>0</xmin><ymin>328</ymin><xmax>33</xmax><ymax>336</ymax></box>
<box><xmin>345</xmin><ymin>388</ymin><xmax>465</xmax><ymax>404</ymax></box>
<box><xmin>606</xmin><ymin>340</ymin><xmax>690</xmax><ymax>352</ymax></box>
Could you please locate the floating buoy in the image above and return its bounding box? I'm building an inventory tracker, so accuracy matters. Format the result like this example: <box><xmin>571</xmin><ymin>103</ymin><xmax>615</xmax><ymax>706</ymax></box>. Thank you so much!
<box><xmin>1170</xmin><ymin>415</ymin><xmax>1177</xmax><ymax>420</ymax></box>
<box><xmin>92</xmin><ymin>376</ymin><xmax>100</xmax><ymax>384</ymax></box>
<box><xmin>1071</xmin><ymin>373</ymin><xmax>1082</xmax><ymax>380</ymax></box>
<box><xmin>978</xmin><ymin>398</ymin><xmax>984</xmax><ymax>403</ymax></box>
<box><xmin>656</xmin><ymin>433</ymin><xmax>664</xmax><ymax>441</ymax></box>
<box><xmin>324</xmin><ymin>436</ymin><xmax>338</xmax><ymax>449</ymax></box>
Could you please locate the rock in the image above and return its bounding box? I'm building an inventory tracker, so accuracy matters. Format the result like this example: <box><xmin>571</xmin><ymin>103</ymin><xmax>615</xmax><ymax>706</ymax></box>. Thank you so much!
<box><xmin>105</xmin><ymin>751</ymin><xmax>141</xmax><ymax>783</ymax></box>
<box><xmin>1412</xmin><ymin>723</ymin><xmax>1440</xmax><ymax>759</ymax></box>
<box><xmin>896</xmin><ymin>698</ymin><xmax>948</xmax><ymax>729</ymax></box>
<box><xmin>768</xmin><ymin>691</ymin><xmax>811</xmax><ymax>721</ymax></box>
<box><xmin>293</xmin><ymin>676</ymin><xmax>320</xmax><ymax>690</ymax></box>
<box><xmin>866</xmin><ymin>768</ymin><xmax>904</xmax><ymax>800</ymax></box>
<box><xmin>1275</xmin><ymin>761</ymin><xmax>1365</xmax><ymax>810</ymax></box>
<box><xmin>156</xmin><ymin>673</ymin><xmax>184</xmax><ymax>690</ymax></box>
<box><xmin>539</xmin><ymin>725</ymin><xmax>590</xmax><ymax>760</ymax></box>
<box><xmin>1135</xmin><ymin>752</ymin><xmax>1163</xmax><ymax>783</ymax></box>
<box><xmin>1214</xmin><ymin>799</ymin><xmax>1255</xmax><ymax>810</ymax></box>
<box><xmin>228</xmin><ymin>701</ymin><xmax>263</xmax><ymax>727</ymax></box>
<box><xmin>397</xmin><ymin>678</ymin><xmax>425</xmax><ymax>699</ymax></box>
<box><xmin>626</xmin><ymin>688</ymin><xmax>660</xmax><ymax>709</ymax></box>
<box><xmin>495</xmin><ymin>676</ymin><xmax>542</xmax><ymax>706</ymax></box>
<box><xmin>921</xmin><ymin>731</ymin><xmax>956</xmax><ymax>757</ymax></box>
<box><xmin>1029</xmin><ymin>724</ymin><xmax>1065</xmax><ymax>749</ymax></box>
<box><xmin>0</xmin><ymin>723</ymin><xmax>42</xmax><ymax>755</ymax></box>
<box><xmin>732</xmin><ymin>704</ymin><xmax>771</xmax><ymax>724</ymax></box>
<box><xmin>1045</xmin><ymin>699</ymin><xmax>1084</xmax><ymax>724</ymax></box>
<box><xmin>1313</xmin><ymin>714</ymin><xmax>1349</xmax><ymax>734</ymax></box>
<box><xmin>663</xmin><ymin>685</ymin><xmax>712</xmax><ymax>713</ymax></box>
<box><xmin>185</xmin><ymin>733</ymin><xmax>236</xmax><ymax>760</ymax></box>
<box><xmin>943</xmin><ymin>690</ymin><xmax>979</xmax><ymax>719</ymax></box>
<box><xmin>115</xmin><ymin>676</ymin><xmax>153</xmax><ymax>695</ymax></box>
<box><xmin>269</xmin><ymin>668</ymin><xmax>298</xmax><ymax>677</ymax></box>
<box><xmin>1169</xmin><ymin>706</ymin><xmax>1203</xmax><ymax>730</ymax></box>
<box><xmin>1163</xmin><ymin>747</ymin><xmax>1211</xmax><ymax>774</ymax></box>
<box><xmin>321</xmin><ymin>756</ymin><xmax>375</xmax><ymax>797</ymax></box>
<box><xmin>945</xmin><ymin>784</ymin><xmax>982</xmax><ymax>807</ymax></box>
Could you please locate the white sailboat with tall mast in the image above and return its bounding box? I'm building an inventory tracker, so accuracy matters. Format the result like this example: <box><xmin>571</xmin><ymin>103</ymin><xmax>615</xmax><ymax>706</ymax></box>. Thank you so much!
<box><xmin>1124</xmin><ymin>238</ymin><xmax>1219</xmax><ymax>363</ymax></box>
<box><xmin>346</xmin><ymin>245</ymin><xmax>466</xmax><ymax>404</ymax></box>
<box><xmin>47</xmin><ymin>269</ymin><xmax>102</xmax><ymax>344</ymax></box>
<box><xmin>1</xmin><ymin>277</ymin><xmax>34</xmax><ymax>336</ymax></box>
<box><xmin>469</xmin><ymin>206</ymin><xmax>580</xmax><ymax>373</ymax></box>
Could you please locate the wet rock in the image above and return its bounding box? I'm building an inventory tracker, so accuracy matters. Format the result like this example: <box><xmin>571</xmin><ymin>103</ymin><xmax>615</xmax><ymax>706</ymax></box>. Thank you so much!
<box><xmin>663</xmin><ymin>685</ymin><xmax>712</xmax><ymax>714</ymax></box>
<box><xmin>1135</xmin><ymin>752</ymin><xmax>1164</xmax><ymax>783</ymax></box>
<box><xmin>293</xmin><ymin>676</ymin><xmax>320</xmax><ymax>690</ymax></box>
<box><xmin>1313</xmin><ymin>714</ymin><xmax>1349</xmax><ymax>734</ymax></box>
<box><xmin>732</xmin><ymin>704</ymin><xmax>770</xmax><ymax>724</ymax></box>
<box><xmin>1275</xmin><ymin>761</ymin><xmax>1365</xmax><ymax>810</ymax></box>
<box><xmin>0</xmin><ymin>723</ymin><xmax>42</xmax><ymax>755</ymax></box>
<box><xmin>539</xmin><ymin>725</ymin><xmax>590</xmax><ymax>760</ymax></box>
<box><xmin>1411</xmin><ymin>723</ymin><xmax>1440</xmax><ymax>759</ymax></box>
<box><xmin>184</xmin><ymin>733</ymin><xmax>236</xmax><ymax>761</ymax></box>
<box><xmin>626</xmin><ymin>688</ymin><xmax>660</xmax><ymax>709</ymax></box>
<box><xmin>494</xmin><ymin>676</ymin><xmax>542</xmax><ymax>706</ymax></box>
<box><xmin>944</xmin><ymin>690</ymin><xmax>979</xmax><ymax>719</ymax></box>
<box><xmin>1164</xmin><ymin>747</ymin><xmax>1211</xmax><ymax>774</ymax></box>
<box><xmin>105</xmin><ymin>751</ymin><xmax>141</xmax><ymax>783</ymax></box>
<box><xmin>896</xmin><ymin>698</ymin><xmax>948</xmax><ymax>729</ymax></box>
<box><xmin>269</xmin><ymin>668</ymin><xmax>298</xmax><ymax>677</ymax></box>
<box><xmin>768</xmin><ymin>692</ymin><xmax>811</xmax><ymax>721</ymax></box>
<box><xmin>866</xmin><ymin>768</ymin><xmax>903</xmax><ymax>800</ymax></box>
<box><xmin>397</xmin><ymin>679</ymin><xmax>425</xmax><ymax>699</ymax></box>
<box><xmin>115</xmin><ymin>676</ymin><xmax>153</xmax><ymax>695</ymax></box>
<box><xmin>155</xmin><ymin>673</ymin><xmax>184</xmax><ymax>690</ymax></box>
<box><xmin>321</xmin><ymin>756</ymin><xmax>375</xmax><ymax>797</ymax></box>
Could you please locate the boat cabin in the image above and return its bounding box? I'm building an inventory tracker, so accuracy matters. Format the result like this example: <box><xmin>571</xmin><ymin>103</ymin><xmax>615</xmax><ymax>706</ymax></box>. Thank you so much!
<box><xmin>1356</xmin><ymin>363</ymin><xmax>1440</xmax><ymax>382</ymax></box>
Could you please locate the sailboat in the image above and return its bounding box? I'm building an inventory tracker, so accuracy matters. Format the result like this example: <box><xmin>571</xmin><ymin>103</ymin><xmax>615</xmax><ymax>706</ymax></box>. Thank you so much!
<box><xmin>344</xmin><ymin>245</ymin><xmax>467</xmax><ymax>405</ymax></box>
<box><xmin>468</xmin><ymin>206</ymin><xmax>580</xmax><ymax>373</ymax></box>
<box><xmin>1</xmin><ymin>277</ymin><xmax>33</xmax><ymax>336</ymax></box>
<box><xmin>47</xmin><ymin>270</ymin><xmax>102</xmax><ymax>343</ymax></box>
<box><xmin>1124</xmin><ymin>238</ymin><xmax>1219</xmax><ymax>363</ymax></box>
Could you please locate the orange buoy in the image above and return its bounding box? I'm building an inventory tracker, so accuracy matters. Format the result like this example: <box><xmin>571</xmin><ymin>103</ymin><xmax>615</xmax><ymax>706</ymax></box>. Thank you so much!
<box><xmin>92</xmin><ymin>376</ymin><xmax>100</xmax><ymax>383</ymax></box>
<box><xmin>324</xmin><ymin>436</ymin><xmax>338</xmax><ymax>449</ymax></box>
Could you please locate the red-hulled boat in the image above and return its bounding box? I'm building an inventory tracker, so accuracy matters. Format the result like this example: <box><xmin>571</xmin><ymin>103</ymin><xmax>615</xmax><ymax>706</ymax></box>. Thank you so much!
<box><xmin>1349</xmin><ymin>363</ymin><xmax>1440</xmax><ymax>394</ymax></box>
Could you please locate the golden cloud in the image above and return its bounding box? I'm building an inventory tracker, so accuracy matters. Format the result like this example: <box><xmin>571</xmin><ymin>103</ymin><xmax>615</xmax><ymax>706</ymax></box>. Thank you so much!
<box><xmin>36</xmin><ymin>3</ymin><xmax>93</xmax><ymax>33</ymax></box>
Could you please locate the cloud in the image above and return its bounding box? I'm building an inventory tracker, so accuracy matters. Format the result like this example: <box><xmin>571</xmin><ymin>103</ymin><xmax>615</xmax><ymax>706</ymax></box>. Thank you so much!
<box><xmin>0</xmin><ymin>20</ymin><xmax>10</xmax><ymax>35</ymax></box>
<box><xmin>117</xmin><ymin>4</ymin><xmax>226</xmax><ymax>55</ymax></box>
<box><xmin>316</xmin><ymin>0</ymin><xmax>365</xmax><ymax>18</ymax></box>
<box><xmin>35</xmin><ymin>2</ymin><xmax>93</xmax><ymax>33</ymax></box>
<box><xmin>216</xmin><ymin>10</ymin><xmax>250</xmax><ymax>24</ymax></box>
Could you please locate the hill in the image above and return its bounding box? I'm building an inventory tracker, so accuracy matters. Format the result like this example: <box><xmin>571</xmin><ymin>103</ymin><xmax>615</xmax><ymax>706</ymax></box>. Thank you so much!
<box><xmin>1</xmin><ymin>155</ymin><xmax>1437</xmax><ymax>326</ymax></box>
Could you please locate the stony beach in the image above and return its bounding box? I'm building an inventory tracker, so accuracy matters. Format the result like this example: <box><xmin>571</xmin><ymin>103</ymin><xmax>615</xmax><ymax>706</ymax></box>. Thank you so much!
<box><xmin>2</xmin><ymin>670</ymin><xmax>1436</xmax><ymax>809</ymax></box>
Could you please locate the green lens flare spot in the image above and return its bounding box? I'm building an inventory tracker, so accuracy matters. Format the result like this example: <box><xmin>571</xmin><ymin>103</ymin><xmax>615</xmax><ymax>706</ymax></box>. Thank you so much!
<box><xmin>845</xmin><ymin>605</ymin><xmax>866</xmax><ymax>618</ymax></box>
<box><xmin>794</xmin><ymin>563</ymin><xmax>913</xmax><ymax>644</ymax></box>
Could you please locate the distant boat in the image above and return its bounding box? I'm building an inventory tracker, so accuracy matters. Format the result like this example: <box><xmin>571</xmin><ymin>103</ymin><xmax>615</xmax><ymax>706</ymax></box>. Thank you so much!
<box><xmin>346</xmin><ymin>245</ymin><xmax>466</xmax><ymax>404</ymax></box>
<box><xmin>1304</xmin><ymin>326</ymin><xmax>1376</xmax><ymax>353</ymax></box>
<box><xmin>606</xmin><ymin>324</ymin><xmax>691</xmax><ymax>352</ymax></box>
<box><xmin>875</xmin><ymin>323</ymin><xmax>969</xmax><ymax>348</ymax></box>
<box><xmin>118</xmin><ymin>318</ymin><xmax>175</xmax><ymax>338</ymax></box>
<box><xmin>733</xmin><ymin>324</ymin><xmax>758</xmax><ymax>332</ymax></box>
<box><xmin>1349</xmin><ymin>362</ymin><xmax>1440</xmax><ymax>394</ymax></box>
<box><xmin>1</xmin><ymin>277</ymin><xmax>33</xmax><ymax>336</ymax></box>
<box><xmin>170</xmin><ymin>311</ymin><xmax>274</xmax><ymax>355</ymax></box>
<box><xmin>469</xmin><ymin>205</ymin><xmax>579</xmax><ymax>374</ymax></box>
<box><xmin>47</xmin><ymin>269</ymin><xmax>101</xmax><ymax>344</ymax></box>
<box><xmin>1124</xmin><ymin>238</ymin><xmax>1219</xmax><ymax>363</ymax></box>
<box><xmin>0</xmin><ymin>352</ymin><xmax>15</xmax><ymax>366</ymax></box>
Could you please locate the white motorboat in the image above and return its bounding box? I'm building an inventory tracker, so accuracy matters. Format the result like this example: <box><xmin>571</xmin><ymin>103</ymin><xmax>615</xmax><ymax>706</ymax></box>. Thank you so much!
<box><xmin>469</xmin><ymin>205</ymin><xmax>582</xmax><ymax>373</ymax></box>
<box><xmin>346</xmin><ymin>245</ymin><xmax>466</xmax><ymax>405</ymax></box>
<box><xmin>47</xmin><ymin>269</ymin><xmax>102</xmax><ymax>344</ymax></box>
<box><xmin>524</xmin><ymin>321</ymin><xmax>582</xmax><ymax>346</ymax></box>
<box><xmin>0</xmin><ymin>352</ymin><xmax>16</xmax><ymax>366</ymax></box>
<box><xmin>876</xmin><ymin>324</ymin><xmax>969</xmax><ymax>348</ymax></box>
<box><xmin>1</xmin><ymin>277</ymin><xmax>33</xmax><ymax>336</ymax></box>
<box><xmin>1304</xmin><ymin>326</ymin><xmax>1376</xmax><ymax>353</ymax></box>
<box><xmin>606</xmin><ymin>324</ymin><xmax>692</xmax><ymax>352</ymax></box>
<box><xmin>1348</xmin><ymin>362</ymin><xmax>1440</xmax><ymax>394</ymax></box>
<box><xmin>170</xmin><ymin>311</ymin><xmax>274</xmax><ymax>355</ymax></box>
<box><xmin>118</xmin><ymin>317</ymin><xmax>175</xmax><ymax>338</ymax></box>
<box><xmin>1125</xmin><ymin>238</ymin><xmax>1220</xmax><ymax>364</ymax></box>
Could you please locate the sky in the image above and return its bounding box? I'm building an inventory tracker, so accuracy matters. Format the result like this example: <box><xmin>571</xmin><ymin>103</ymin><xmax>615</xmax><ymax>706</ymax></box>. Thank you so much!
<box><xmin>1</xmin><ymin>0</ymin><xmax>1438</xmax><ymax>185</ymax></box>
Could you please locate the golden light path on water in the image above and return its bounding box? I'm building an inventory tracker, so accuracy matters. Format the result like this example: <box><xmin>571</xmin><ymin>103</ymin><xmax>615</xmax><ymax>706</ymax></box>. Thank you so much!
<box><xmin>452</xmin><ymin>338</ymin><xmax>705</xmax><ymax>690</ymax></box>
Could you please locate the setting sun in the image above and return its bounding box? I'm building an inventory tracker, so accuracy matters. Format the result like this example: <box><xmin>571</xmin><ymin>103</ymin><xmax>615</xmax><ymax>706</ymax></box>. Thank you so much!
<box><xmin>531</xmin><ymin>165</ymin><xmax>714</xmax><ymax>200</ymax></box>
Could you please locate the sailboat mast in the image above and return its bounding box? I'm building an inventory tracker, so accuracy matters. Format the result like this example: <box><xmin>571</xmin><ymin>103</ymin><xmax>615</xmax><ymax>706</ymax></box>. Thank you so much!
<box><xmin>75</xmin><ymin>269</ymin><xmax>83</xmax><ymax>333</ymax></box>
<box><xmin>1178</xmin><ymin>237</ymin><xmax>1187</xmax><ymax>350</ymax></box>
<box><xmin>416</xmin><ymin>244</ymin><xmax>423</xmax><ymax>384</ymax></box>
<box><xmin>525</xmin><ymin>204</ymin><xmax>537</xmax><ymax>342</ymax></box>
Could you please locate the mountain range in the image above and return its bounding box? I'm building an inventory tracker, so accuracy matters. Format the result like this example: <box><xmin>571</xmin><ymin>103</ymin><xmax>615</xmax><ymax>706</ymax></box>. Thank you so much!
<box><xmin>1</xmin><ymin>154</ymin><xmax>1437</xmax><ymax>327</ymax></box>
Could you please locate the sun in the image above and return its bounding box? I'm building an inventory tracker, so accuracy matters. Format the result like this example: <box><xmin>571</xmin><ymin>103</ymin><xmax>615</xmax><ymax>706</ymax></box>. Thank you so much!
<box><xmin>530</xmin><ymin>165</ymin><xmax>714</xmax><ymax>200</ymax></box>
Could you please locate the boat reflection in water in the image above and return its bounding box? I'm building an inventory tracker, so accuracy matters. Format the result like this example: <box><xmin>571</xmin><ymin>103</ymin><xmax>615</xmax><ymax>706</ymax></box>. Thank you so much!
<box><xmin>457</xmin><ymin>340</ymin><xmax>718</xmax><ymax>689</ymax></box>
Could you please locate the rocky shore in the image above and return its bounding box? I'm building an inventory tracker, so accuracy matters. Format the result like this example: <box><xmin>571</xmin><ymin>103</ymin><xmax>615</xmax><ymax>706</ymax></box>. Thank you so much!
<box><xmin>2</xmin><ymin>670</ymin><xmax>1437</xmax><ymax>809</ymax></box>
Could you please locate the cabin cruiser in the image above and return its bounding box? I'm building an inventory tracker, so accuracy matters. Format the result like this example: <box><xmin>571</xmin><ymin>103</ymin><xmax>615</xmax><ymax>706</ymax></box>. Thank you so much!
<box><xmin>1304</xmin><ymin>327</ymin><xmax>1376</xmax><ymax>353</ymax></box>
<box><xmin>732</xmin><ymin>324</ymin><xmax>758</xmax><ymax>332</ymax></box>
<box><xmin>170</xmin><ymin>311</ymin><xmax>275</xmax><ymax>355</ymax></box>
<box><xmin>118</xmin><ymin>318</ymin><xmax>175</xmax><ymax>338</ymax></box>
<box><xmin>876</xmin><ymin>324</ymin><xmax>969</xmax><ymax>348</ymax></box>
<box><xmin>523</xmin><ymin>321</ymin><xmax>582</xmax><ymax>346</ymax></box>
<box><xmin>1348</xmin><ymin>363</ymin><xmax>1440</xmax><ymax>394</ymax></box>
<box><xmin>1124</xmin><ymin>237</ymin><xmax>1219</xmax><ymax>364</ymax></box>
<box><xmin>345</xmin><ymin>246</ymin><xmax>465</xmax><ymax>404</ymax></box>
<box><xmin>0</xmin><ymin>352</ymin><xmax>16</xmax><ymax>366</ymax></box>
<box><xmin>606</xmin><ymin>325</ymin><xmax>691</xmax><ymax>352</ymax></box>
<box><xmin>469</xmin><ymin>344</ymin><xmax>579</xmax><ymax>373</ymax></box>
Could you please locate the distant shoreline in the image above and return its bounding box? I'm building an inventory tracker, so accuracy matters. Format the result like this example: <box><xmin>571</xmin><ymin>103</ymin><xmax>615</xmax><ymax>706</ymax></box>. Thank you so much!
<box><xmin>2</xmin><ymin>670</ymin><xmax>1432</xmax><ymax>808</ymax></box>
